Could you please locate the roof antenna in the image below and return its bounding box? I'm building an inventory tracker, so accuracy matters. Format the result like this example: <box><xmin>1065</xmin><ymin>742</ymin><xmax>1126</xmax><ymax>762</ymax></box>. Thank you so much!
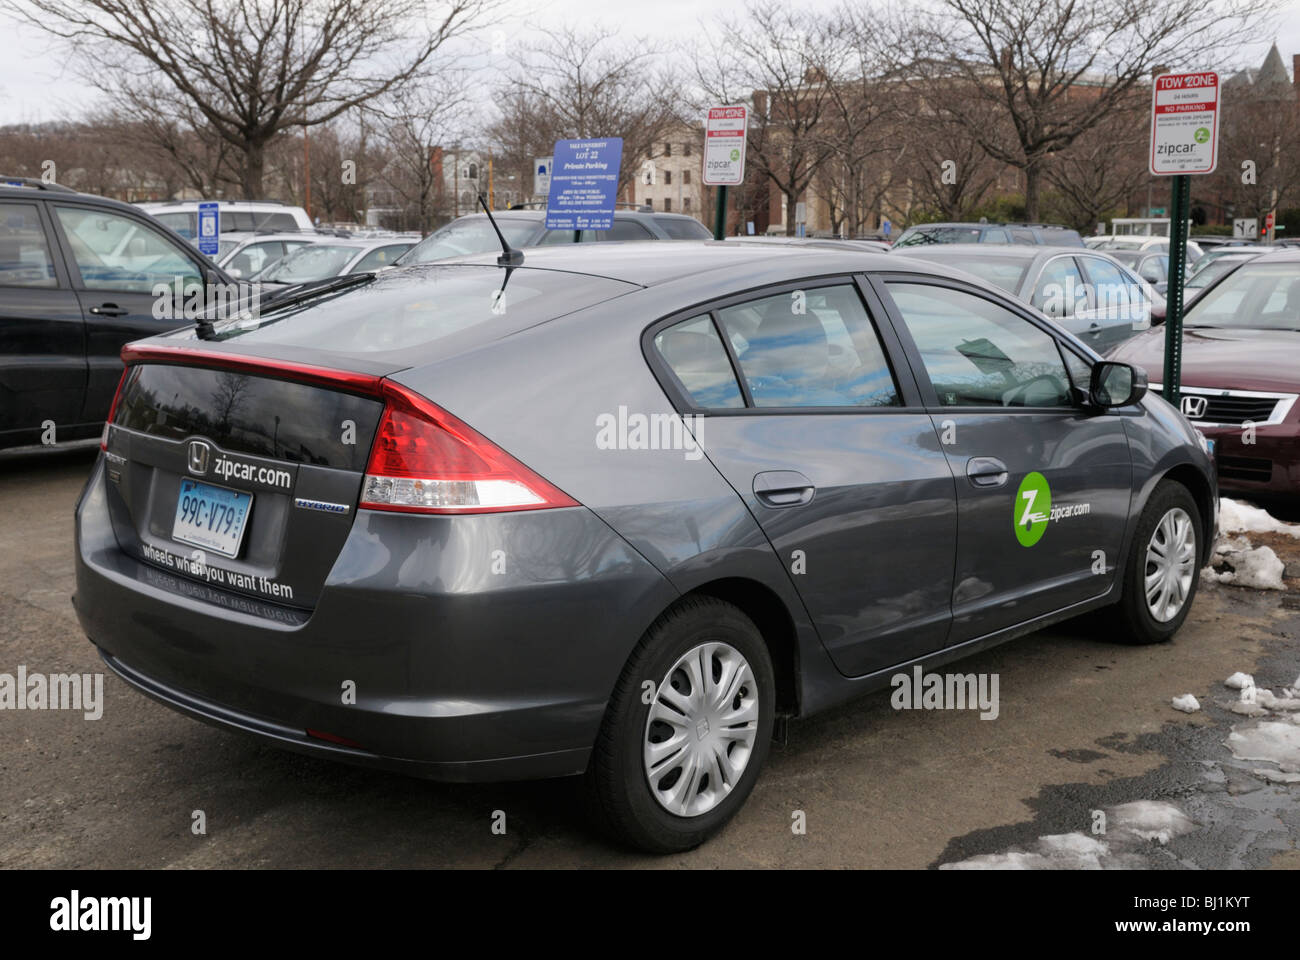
<box><xmin>478</xmin><ymin>193</ymin><xmax>523</xmax><ymax>265</ymax></box>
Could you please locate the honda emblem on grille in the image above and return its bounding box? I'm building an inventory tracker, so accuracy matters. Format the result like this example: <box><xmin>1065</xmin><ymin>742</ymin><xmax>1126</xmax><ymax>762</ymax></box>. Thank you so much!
<box><xmin>187</xmin><ymin>439</ymin><xmax>211</xmax><ymax>475</ymax></box>
<box><xmin>1181</xmin><ymin>396</ymin><xmax>1208</xmax><ymax>419</ymax></box>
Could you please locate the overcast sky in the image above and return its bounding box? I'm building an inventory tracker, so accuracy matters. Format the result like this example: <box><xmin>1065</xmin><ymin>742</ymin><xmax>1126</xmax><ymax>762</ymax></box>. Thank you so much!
<box><xmin>0</xmin><ymin>0</ymin><xmax>1297</xmax><ymax>126</ymax></box>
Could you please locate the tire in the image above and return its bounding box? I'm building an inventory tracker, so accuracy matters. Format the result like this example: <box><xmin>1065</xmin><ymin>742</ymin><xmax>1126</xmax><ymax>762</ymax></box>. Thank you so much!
<box><xmin>1109</xmin><ymin>480</ymin><xmax>1203</xmax><ymax>644</ymax></box>
<box><xmin>584</xmin><ymin>596</ymin><xmax>776</xmax><ymax>853</ymax></box>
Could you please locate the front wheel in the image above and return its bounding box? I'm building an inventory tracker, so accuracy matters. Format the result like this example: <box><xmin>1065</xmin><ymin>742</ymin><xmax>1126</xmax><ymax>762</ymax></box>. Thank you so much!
<box><xmin>1110</xmin><ymin>480</ymin><xmax>1203</xmax><ymax>644</ymax></box>
<box><xmin>584</xmin><ymin>596</ymin><xmax>775</xmax><ymax>853</ymax></box>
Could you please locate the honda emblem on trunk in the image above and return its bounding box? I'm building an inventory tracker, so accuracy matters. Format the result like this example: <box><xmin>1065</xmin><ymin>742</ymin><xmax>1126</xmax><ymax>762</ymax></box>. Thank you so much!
<box><xmin>1180</xmin><ymin>396</ymin><xmax>1208</xmax><ymax>419</ymax></box>
<box><xmin>188</xmin><ymin>439</ymin><xmax>211</xmax><ymax>475</ymax></box>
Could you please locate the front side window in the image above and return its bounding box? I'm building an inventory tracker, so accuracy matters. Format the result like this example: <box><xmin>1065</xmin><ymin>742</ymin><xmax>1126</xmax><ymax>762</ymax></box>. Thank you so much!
<box><xmin>56</xmin><ymin>205</ymin><xmax>203</xmax><ymax>293</ymax></box>
<box><xmin>350</xmin><ymin>244</ymin><xmax>413</xmax><ymax>273</ymax></box>
<box><xmin>887</xmin><ymin>282</ymin><xmax>1072</xmax><ymax>408</ymax></box>
<box><xmin>0</xmin><ymin>202</ymin><xmax>57</xmax><ymax>287</ymax></box>
<box><xmin>714</xmin><ymin>285</ymin><xmax>901</xmax><ymax>408</ymax></box>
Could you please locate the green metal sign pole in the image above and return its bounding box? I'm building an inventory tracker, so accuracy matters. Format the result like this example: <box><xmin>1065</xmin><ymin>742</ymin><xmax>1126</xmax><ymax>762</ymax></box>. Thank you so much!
<box><xmin>1162</xmin><ymin>174</ymin><xmax>1191</xmax><ymax>407</ymax></box>
<box><xmin>712</xmin><ymin>185</ymin><xmax>728</xmax><ymax>240</ymax></box>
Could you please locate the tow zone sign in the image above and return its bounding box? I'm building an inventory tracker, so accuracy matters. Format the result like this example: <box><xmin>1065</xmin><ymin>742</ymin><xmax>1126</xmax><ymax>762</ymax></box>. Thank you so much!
<box><xmin>1149</xmin><ymin>71</ymin><xmax>1219</xmax><ymax>176</ymax></box>
<box><xmin>703</xmin><ymin>106</ymin><xmax>747</xmax><ymax>186</ymax></box>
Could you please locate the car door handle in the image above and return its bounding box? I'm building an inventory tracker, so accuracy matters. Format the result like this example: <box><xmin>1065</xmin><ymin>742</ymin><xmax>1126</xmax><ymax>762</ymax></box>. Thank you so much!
<box><xmin>966</xmin><ymin>457</ymin><xmax>1009</xmax><ymax>488</ymax></box>
<box><xmin>753</xmin><ymin>470</ymin><xmax>815</xmax><ymax>507</ymax></box>
<box><xmin>89</xmin><ymin>303</ymin><xmax>129</xmax><ymax>317</ymax></box>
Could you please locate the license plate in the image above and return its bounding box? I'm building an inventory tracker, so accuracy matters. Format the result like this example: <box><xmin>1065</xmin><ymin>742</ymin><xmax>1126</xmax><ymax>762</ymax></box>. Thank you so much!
<box><xmin>1206</xmin><ymin>438</ymin><xmax>1217</xmax><ymax>455</ymax></box>
<box><xmin>172</xmin><ymin>479</ymin><xmax>252</xmax><ymax>558</ymax></box>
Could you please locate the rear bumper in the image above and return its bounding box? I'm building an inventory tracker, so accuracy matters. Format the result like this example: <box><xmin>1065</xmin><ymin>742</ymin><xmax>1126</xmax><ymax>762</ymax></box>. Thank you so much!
<box><xmin>75</xmin><ymin>458</ymin><xmax>678</xmax><ymax>782</ymax></box>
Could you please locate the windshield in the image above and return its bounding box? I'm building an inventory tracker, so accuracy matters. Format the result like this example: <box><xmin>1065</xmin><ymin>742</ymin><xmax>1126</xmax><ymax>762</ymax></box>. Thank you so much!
<box><xmin>398</xmin><ymin>217</ymin><xmax>540</xmax><ymax>264</ymax></box>
<box><xmin>1184</xmin><ymin>261</ymin><xmax>1300</xmax><ymax>329</ymax></box>
<box><xmin>1186</xmin><ymin>257</ymin><xmax>1252</xmax><ymax>288</ymax></box>
<box><xmin>258</xmin><ymin>244</ymin><xmax>358</xmax><ymax>282</ymax></box>
<box><xmin>941</xmin><ymin>256</ymin><xmax>1031</xmax><ymax>292</ymax></box>
<box><xmin>895</xmin><ymin>226</ymin><xmax>982</xmax><ymax>247</ymax></box>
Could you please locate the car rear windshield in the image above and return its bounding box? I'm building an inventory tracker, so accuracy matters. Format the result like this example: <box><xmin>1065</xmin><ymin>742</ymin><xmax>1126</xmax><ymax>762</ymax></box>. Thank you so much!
<box><xmin>942</xmin><ymin>256</ymin><xmax>1031</xmax><ymax>293</ymax></box>
<box><xmin>399</xmin><ymin>218</ymin><xmax>540</xmax><ymax>264</ymax></box>
<box><xmin>206</xmin><ymin>264</ymin><xmax>638</xmax><ymax>362</ymax></box>
<box><xmin>259</xmin><ymin>244</ymin><xmax>358</xmax><ymax>282</ymax></box>
<box><xmin>1185</xmin><ymin>261</ymin><xmax>1300</xmax><ymax>329</ymax></box>
<box><xmin>654</xmin><ymin>217</ymin><xmax>713</xmax><ymax>240</ymax></box>
<box><xmin>895</xmin><ymin>227</ymin><xmax>982</xmax><ymax>246</ymax></box>
<box><xmin>114</xmin><ymin>363</ymin><xmax>383</xmax><ymax>469</ymax></box>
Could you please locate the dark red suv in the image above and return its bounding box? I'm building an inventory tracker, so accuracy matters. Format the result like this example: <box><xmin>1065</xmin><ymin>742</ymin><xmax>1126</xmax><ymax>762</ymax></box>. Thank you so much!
<box><xmin>1110</xmin><ymin>249</ymin><xmax>1300</xmax><ymax>502</ymax></box>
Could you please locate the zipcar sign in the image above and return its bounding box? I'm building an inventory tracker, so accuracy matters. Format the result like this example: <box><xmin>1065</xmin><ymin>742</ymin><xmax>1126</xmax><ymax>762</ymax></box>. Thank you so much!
<box><xmin>703</xmin><ymin>105</ymin><xmax>747</xmax><ymax>186</ymax></box>
<box><xmin>1149</xmin><ymin>71</ymin><xmax>1219</xmax><ymax>176</ymax></box>
<box><xmin>545</xmin><ymin>138</ymin><xmax>623</xmax><ymax>231</ymax></box>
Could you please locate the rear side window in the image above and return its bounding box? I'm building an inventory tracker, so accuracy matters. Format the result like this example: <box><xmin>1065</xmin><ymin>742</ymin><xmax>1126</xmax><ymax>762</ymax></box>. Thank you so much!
<box><xmin>1080</xmin><ymin>257</ymin><xmax>1134</xmax><ymax>312</ymax></box>
<box><xmin>607</xmin><ymin>220</ymin><xmax>655</xmax><ymax>241</ymax></box>
<box><xmin>154</xmin><ymin>212</ymin><xmax>196</xmax><ymax>238</ymax></box>
<box><xmin>1033</xmin><ymin>257</ymin><xmax>1088</xmax><ymax>317</ymax></box>
<box><xmin>654</xmin><ymin>217</ymin><xmax>713</xmax><ymax>240</ymax></box>
<box><xmin>653</xmin><ymin>315</ymin><xmax>744</xmax><ymax>408</ymax></box>
<box><xmin>887</xmin><ymin>282</ymin><xmax>1072</xmax><ymax>408</ymax></box>
<box><xmin>715</xmin><ymin>285</ymin><xmax>900</xmax><ymax>408</ymax></box>
<box><xmin>0</xmin><ymin>202</ymin><xmax>57</xmax><ymax>287</ymax></box>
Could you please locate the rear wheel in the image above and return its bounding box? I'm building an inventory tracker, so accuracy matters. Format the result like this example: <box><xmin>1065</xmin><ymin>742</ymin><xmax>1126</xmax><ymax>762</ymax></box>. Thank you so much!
<box><xmin>585</xmin><ymin>596</ymin><xmax>775</xmax><ymax>853</ymax></box>
<box><xmin>1110</xmin><ymin>481</ymin><xmax>1202</xmax><ymax>644</ymax></box>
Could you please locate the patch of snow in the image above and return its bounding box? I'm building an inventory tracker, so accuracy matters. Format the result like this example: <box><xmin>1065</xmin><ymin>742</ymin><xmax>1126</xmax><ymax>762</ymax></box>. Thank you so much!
<box><xmin>1208</xmin><ymin>537</ymin><xmax>1286</xmax><ymax>590</ymax></box>
<box><xmin>1172</xmin><ymin>694</ymin><xmax>1200</xmax><ymax>713</ymax></box>
<box><xmin>940</xmin><ymin>801</ymin><xmax>1192</xmax><ymax>870</ymax></box>
<box><xmin>1227</xmin><ymin>721</ymin><xmax>1300</xmax><ymax>771</ymax></box>
<box><xmin>1226</xmin><ymin>672</ymin><xmax>1255</xmax><ymax>690</ymax></box>
<box><xmin>1219</xmin><ymin>498</ymin><xmax>1300</xmax><ymax>537</ymax></box>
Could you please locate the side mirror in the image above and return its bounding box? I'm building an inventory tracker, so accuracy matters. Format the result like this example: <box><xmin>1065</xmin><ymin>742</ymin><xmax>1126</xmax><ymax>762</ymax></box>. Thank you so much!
<box><xmin>1090</xmin><ymin>361</ymin><xmax>1147</xmax><ymax>407</ymax></box>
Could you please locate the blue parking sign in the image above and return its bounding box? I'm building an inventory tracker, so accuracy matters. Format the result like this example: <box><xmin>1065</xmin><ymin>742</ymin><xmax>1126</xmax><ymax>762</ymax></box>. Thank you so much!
<box><xmin>545</xmin><ymin>139</ymin><xmax>623</xmax><ymax>231</ymax></box>
<box><xmin>197</xmin><ymin>202</ymin><xmax>219</xmax><ymax>256</ymax></box>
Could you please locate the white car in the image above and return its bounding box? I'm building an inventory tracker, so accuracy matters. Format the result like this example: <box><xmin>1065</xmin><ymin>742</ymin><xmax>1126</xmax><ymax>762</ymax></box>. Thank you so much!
<box><xmin>1086</xmin><ymin>234</ymin><xmax>1204</xmax><ymax>262</ymax></box>
<box><xmin>134</xmin><ymin>200</ymin><xmax>313</xmax><ymax>241</ymax></box>
<box><xmin>250</xmin><ymin>237</ymin><xmax>415</xmax><ymax>288</ymax></box>
<box><xmin>212</xmin><ymin>231</ymin><xmax>323</xmax><ymax>279</ymax></box>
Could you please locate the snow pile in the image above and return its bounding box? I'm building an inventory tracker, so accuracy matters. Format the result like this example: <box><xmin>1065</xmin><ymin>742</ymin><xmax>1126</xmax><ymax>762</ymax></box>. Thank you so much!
<box><xmin>1172</xmin><ymin>694</ymin><xmax>1201</xmax><ymax>713</ymax></box>
<box><xmin>1226</xmin><ymin>672</ymin><xmax>1255</xmax><ymax>690</ymax></box>
<box><xmin>1219</xmin><ymin>499</ymin><xmax>1300</xmax><ymax>537</ymax></box>
<box><xmin>940</xmin><ymin>801</ymin><xmax>1193</xmax><ymax>870</ymax></box>
<box><xmin>1207</xmin><ymin>536</ymin><xmax>1286</xmax><ymax>590</ymax></box>
<box><xmin>1227</xmin><ymin>720</ymin><xmax>1300</xmax><ymax>783</ymax></box>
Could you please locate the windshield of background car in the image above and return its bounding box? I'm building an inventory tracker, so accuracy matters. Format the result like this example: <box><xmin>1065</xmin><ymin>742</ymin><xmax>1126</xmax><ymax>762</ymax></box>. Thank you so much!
<box><xmin>204</xmin><ymin>265</ymin><xmax>638</xmax><ymax>362</ymax></box>
<box><xmin>895</xmin><ymin>227</ymin><xmax>982</xmax><ymax>246</ymax></box>
<box><xmin>941</xmin><ymin>255</ymin><xmax>1031</xmax><ymax>293</ymax></box>
<box><xmin>654</xmin><ymin>217</ymin><xmax>713</xmax><ymax>240</ymax></box>
<box><xmin>258</xmin><ymin>244</ymin><xmax>357</xmax><ymax>282</ymax></box>
<box><xmin>1184</xmin><ymin>261</ymin><xmax>1300</xmax><ymax>330</ymax></box>
<box><xmin>399</xmin><ymin>218</ymin><xmax>540</xmax><ymax>264</ymax></box>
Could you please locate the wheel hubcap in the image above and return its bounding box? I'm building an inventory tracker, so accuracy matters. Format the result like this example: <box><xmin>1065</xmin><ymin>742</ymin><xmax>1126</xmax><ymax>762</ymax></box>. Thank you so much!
<box><xmin>643</xmin><ymin>642</ymin><xmax>759</xmax><ymax>818</ymax></box>
<box><xmin>1144</xmin><ymin>506</ymin><xmax>1197</xmax><ymax>623</ymax></box>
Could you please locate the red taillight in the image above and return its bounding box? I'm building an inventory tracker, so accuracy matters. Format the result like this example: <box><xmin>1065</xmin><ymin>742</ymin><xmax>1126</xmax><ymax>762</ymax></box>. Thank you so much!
<box><xmin>360</xmin><ymin>382</ymin><xmax>578</xmax><ymax>514</ymax></box>
<box><xmin>99</xmin><ymin>367</ymin><xmax>129</xmax><ymax>450</ymax></box>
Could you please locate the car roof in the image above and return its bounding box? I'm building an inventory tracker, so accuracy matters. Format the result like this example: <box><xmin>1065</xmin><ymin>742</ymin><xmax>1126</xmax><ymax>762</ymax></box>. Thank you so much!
<box><xmin>892</xmin><ymin>244</ymin><xmax>1088</xmax><ymax>261</ymax></box>
<box><xmin>434</xmin><ymin>239</ymin><xmax>942</xmax><ymax>287</ymax></box>
<box><xmin>221</xmin><ymin>231</ymin><xmax>322</xmax><ymax>243</ymax></box>
<box><xmin>1252</xmin><ymin>248</ymin><xmax>1300</xmax><ymax>263</ymax></box>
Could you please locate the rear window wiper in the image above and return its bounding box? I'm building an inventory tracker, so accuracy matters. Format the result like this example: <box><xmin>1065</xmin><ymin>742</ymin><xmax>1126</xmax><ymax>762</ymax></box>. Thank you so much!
<box><xmin>196</xmin><ymin>272</ymin><xmax>376</xmax><ymax>339</ymax></box>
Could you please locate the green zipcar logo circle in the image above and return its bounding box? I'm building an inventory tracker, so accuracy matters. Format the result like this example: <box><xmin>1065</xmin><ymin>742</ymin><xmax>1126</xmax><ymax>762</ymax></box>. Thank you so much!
<box><xmin>1194</xmin><ymin>127</ymin><xmax>1210</xmax><ymax>143</ymax></box>
<box><xmin>730</xmin><ymin>148</ymin><xmax>740</xmax><ymax>161</ymax></box>
<box><xmin>1015</xmin><ymin>472</ymin><xmax>1051</xmax><ymax>547</ymax></box>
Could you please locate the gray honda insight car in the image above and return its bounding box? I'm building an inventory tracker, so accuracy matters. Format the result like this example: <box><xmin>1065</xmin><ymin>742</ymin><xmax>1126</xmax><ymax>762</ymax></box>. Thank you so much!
<box><xmin>74</xmin><ymin>242</ymin><xmax>1217</xmax><ymax>852</ymax></box>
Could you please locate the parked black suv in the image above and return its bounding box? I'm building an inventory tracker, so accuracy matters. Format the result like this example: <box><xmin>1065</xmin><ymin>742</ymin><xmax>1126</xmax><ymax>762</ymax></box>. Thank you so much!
<box><xmin>0</xmin><ymin>178</ymin><xmax>234</xmax><ymax>449</ymax></box>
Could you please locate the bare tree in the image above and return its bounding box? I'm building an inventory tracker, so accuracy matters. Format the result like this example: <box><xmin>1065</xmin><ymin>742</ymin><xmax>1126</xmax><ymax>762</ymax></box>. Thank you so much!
<box><xmin>373</xmin><ymin>75</ymin><xmax>472</xmax><ymax>232</ymax></box>
<box><xmin>890</xmin><ymin>0</ymin><xmax>1281</xmax><ymax>219</ymax></box>
<box><xmin>490</xmin><ymin>25</ymin><xmax>681</xmax><ymax>197</ymax></box>
<box><xmin>696</xmin><ymin>2</ymin><xmax>843</xmax><ymax>235</ymax></box>
<box><xmin>1043</xmin><ymin>104</ymin><xmax>1149</xmax><ymax>230</ymax></box>
<box><xmin>2</xmin><ymin>0</ymin><xmax>496</xmax><ymax>198</ymax></box>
